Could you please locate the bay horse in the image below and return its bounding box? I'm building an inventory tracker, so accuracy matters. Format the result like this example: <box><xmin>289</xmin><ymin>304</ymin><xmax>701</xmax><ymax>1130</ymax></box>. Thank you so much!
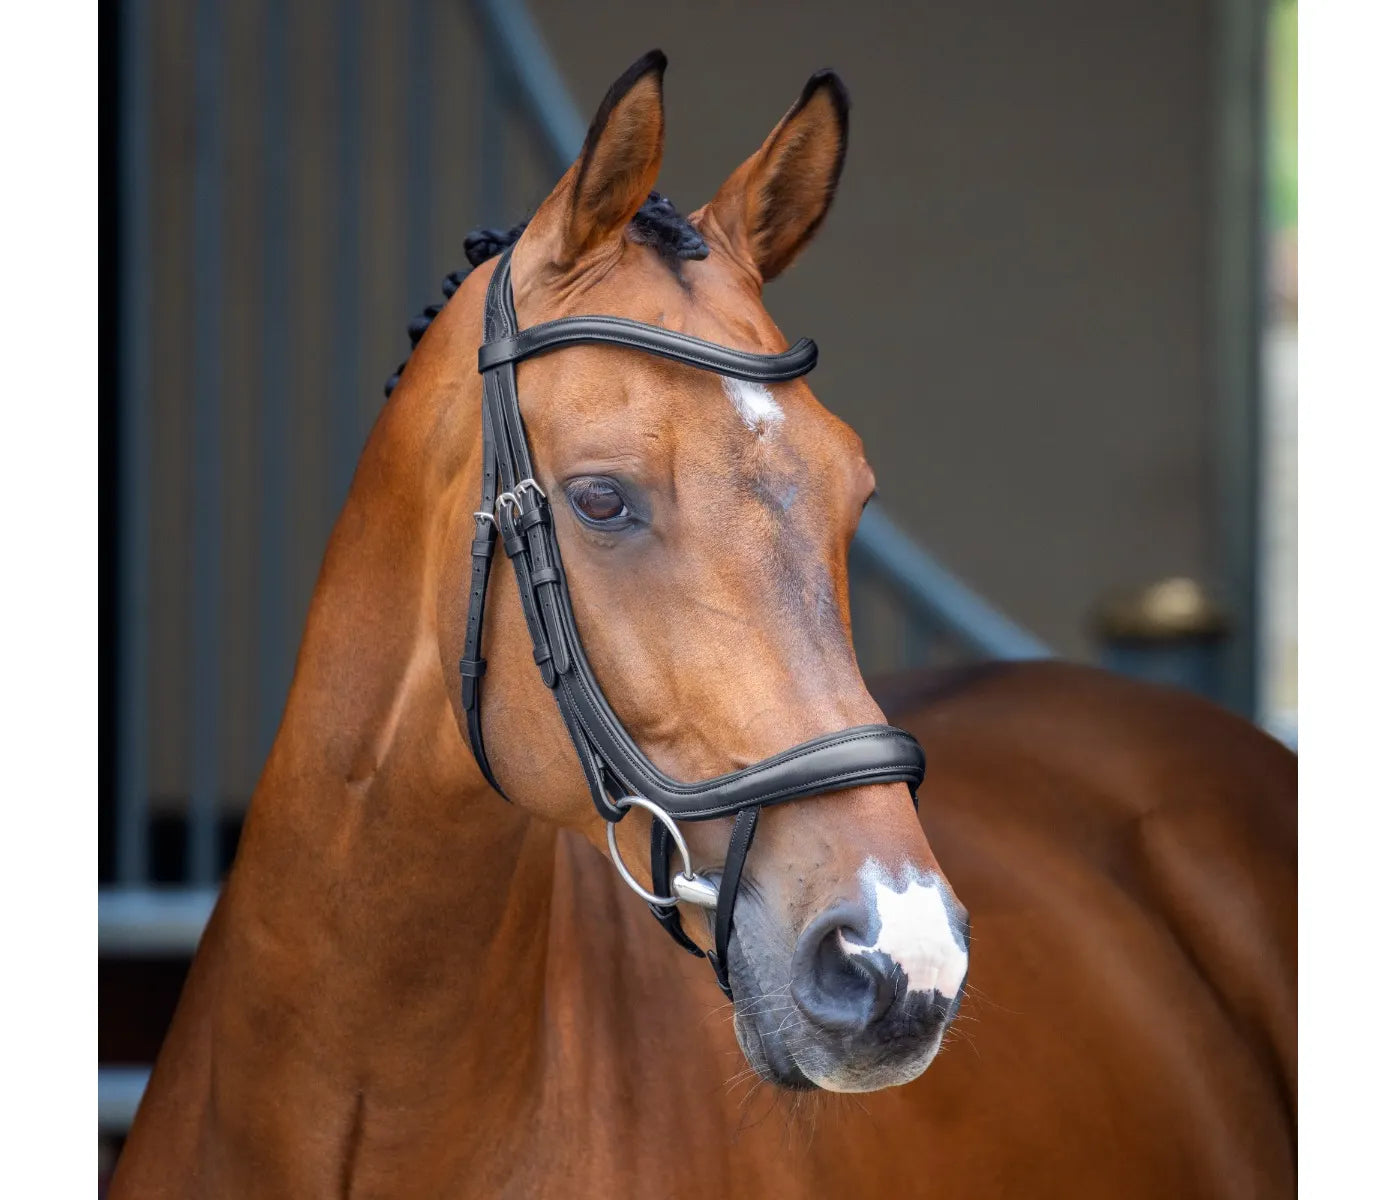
<box><xmin>112</xmin><ymin>52</ymin><xmax>1296</xmax><ymax>1198</ymax></box>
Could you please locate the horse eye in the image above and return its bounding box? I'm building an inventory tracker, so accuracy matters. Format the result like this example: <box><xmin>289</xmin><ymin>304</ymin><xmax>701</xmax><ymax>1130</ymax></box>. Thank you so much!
<box><xmin>568</xmin><ymin>479</ymin><xmax>628</xmax><ymax>525</ymax></box>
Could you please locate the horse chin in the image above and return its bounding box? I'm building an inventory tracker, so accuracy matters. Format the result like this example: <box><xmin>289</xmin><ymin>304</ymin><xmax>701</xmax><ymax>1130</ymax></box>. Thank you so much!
<box><xmin>793</xmin><ymin>1029</ymin><xmax>944</xmax><ymax>1093</ymax></box>
<box><xmin>732</xmin><ymin>1000</ymin><xmax>945</xmax><ymax>1094</ymax></box>
<box><xmin>731</xmin><ymin>1013</ymin><xmax>820</xmax><ymax>1091</ymax></box>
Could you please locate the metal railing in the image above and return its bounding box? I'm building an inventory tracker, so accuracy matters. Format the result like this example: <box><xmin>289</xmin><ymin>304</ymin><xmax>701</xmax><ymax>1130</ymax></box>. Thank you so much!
<box><xmin>100</xmin><ymin>0</ymin><xmax>1048</xmax><ymax>1133</ymax></box>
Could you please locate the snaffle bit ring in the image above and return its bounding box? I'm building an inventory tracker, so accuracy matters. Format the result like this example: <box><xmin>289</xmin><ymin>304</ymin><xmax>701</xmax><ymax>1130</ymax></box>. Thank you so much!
<box><xmin>606</xmin><ymin>795</ymin><xmax>719</xmax><ymax>910</ymax></box>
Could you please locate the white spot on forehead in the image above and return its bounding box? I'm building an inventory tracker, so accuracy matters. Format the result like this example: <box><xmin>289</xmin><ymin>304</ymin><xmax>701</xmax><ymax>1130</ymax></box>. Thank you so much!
<box><xmin>721</xmin><ymin>376</ymin><xmax>784</xmax><ymax>432</ymax></box>
<box><xmin>838</xmin><ymin>861</ymin><xmax>968</xmax><ymax>998</ymax></box>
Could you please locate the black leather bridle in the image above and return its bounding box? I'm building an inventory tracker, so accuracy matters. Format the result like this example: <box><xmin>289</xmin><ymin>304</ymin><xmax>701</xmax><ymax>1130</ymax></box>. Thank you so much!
<box><xmin>460</xmin><ymin>245</ymin><xmax>925</xmax><ymax>996</ymax></box>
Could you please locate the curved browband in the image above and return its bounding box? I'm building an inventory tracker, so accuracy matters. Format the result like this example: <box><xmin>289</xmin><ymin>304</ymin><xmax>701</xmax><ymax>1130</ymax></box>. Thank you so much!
<box><xmin>478</xmin><ymin>314</ymin><xmax>819</xmax><ymax>382</ymax></box>
<box><xmin>462</xmin><ymin>246</ymin><xmax>925</xmax><ymax>996</ymax></box>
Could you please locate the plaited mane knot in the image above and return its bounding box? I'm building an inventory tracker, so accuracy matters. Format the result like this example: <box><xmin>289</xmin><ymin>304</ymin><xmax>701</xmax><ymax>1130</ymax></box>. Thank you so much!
<box><xmin>384</xmin><ymin>193</ymin><xmax>708</xmax><ymax>398</ymax></box>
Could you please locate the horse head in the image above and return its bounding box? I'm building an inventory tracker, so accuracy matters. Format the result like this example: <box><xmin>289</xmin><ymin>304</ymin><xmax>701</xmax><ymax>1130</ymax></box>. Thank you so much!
<box><xmin>434</xmin><ymin>51</ymin><xmax>968</xmax><ymax>1093</ymax></box>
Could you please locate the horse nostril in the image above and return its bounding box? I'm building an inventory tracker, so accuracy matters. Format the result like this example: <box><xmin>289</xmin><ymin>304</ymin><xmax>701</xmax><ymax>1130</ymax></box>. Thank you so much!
<box><xmin>790</xmin><ymin>903</ymin><xmax>901</xmax><ymax>1033</ymax></box>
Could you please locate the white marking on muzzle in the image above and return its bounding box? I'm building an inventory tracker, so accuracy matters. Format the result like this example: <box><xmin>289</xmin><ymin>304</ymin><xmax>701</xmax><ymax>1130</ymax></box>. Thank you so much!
<box><xmin>722</xmin><ymin>376</ymin><xmax>784</xmax><ymax>432</ymax></box>
<box><xmin>839</xmin><ymin>861</ymin><xmax>968</xmax><ymax>998</ymax></box>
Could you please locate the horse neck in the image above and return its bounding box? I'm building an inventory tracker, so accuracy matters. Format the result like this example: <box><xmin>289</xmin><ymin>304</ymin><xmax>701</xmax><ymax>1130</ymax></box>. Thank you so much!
<box><xmin>220</xmin><ymin>283</ymin><xmax>557</xmax><ymax>1076</ymax></box>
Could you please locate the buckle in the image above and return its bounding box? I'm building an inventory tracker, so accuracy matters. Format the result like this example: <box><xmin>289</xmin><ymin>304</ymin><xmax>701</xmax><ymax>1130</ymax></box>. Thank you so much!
<box><xmin>495</xmin><ymin>491</ymin><xmax>522</xmax><ymax>522</ymax></box>
<box><xmin>515</xmin><ymin>477</ymin><xmax>546</xmax><ymax>504</ymax></box>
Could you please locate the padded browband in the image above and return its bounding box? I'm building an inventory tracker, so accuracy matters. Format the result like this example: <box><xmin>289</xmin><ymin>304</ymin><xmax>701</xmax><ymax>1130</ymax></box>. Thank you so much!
<box><xmin>479</xmin><ymin>315</ymin><xmax>819</xmax><ymax>383</ymax></box>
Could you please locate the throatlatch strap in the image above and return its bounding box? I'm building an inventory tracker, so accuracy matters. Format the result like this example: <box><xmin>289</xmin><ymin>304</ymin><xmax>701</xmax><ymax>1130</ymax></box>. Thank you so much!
<box><xmin>461</xmin><ymin>375</ymin><xmax>503</xmax><ymax>797</ymax></box>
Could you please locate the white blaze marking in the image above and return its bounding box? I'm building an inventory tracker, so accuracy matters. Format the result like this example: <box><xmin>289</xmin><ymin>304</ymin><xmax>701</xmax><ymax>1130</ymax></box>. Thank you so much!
<box><xmin>722</xmin><ymin>376</ymin><xmax>784</xmax><ymax>432</ymax></box>
<box><xmin>838</xmin><ymin>861</ymin><xmax>968</xmax><ymax>998</ymax></box>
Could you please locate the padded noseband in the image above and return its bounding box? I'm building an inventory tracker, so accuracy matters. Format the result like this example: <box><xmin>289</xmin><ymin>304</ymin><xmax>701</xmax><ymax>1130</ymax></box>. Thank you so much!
<box><xmin>461</xmin><ymin>246</ymin><xmax>925</xmax><ymax>996</ymax></box>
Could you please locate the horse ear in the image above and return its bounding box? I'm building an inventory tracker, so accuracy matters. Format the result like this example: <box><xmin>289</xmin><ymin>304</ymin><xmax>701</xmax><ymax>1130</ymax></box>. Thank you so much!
<box><xmin>697</xmin><ymin>71</ymin><xmax>849</xmax><ymax>283</ymax></box>
<box><xmin>514</xmin><ymin>50</ymin><xmax>667</xmax><ymax>276</ymax></box>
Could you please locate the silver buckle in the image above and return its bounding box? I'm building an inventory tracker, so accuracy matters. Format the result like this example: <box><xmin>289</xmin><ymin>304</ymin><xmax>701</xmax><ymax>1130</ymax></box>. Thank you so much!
<box><xmin>494</xmin><ymin>491</ymin><xmax>522</xmax><ymax>522</ymax></box>
<box><xmin>495</xmin><ymin>478</ymin><xmax>545</xmax><ymax>524</ymax></box>
<box><xmin>605</xmin><ymin>795</ymin><xmax>720</xmax><ymax>910</ymax></box>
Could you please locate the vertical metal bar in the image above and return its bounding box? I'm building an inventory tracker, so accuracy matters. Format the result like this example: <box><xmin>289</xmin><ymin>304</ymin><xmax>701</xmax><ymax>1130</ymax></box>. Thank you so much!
<box><xmin>406</xmin><ymin>0</ymin><xmax>433</xmax><ymax>304</ymax></box>
<box><xmin>331</xmin><ymin>0</ymin><xmax>363</xmax><ymax>510</ymax></box>
<box><xmin>188</xmin><ymin>0</ymin><xmax>225</xmax><ymax>884</ymax></box>
<box><xmin>477</xmin><ymin>47</ymin><xmax>504</xmax><ymax>227</ymax></box>
<box><xmin>257</xmin><ymin>0</ymin><xmax>290</xmax><ymax>759</ymax></box>
<box><xmin>1209</xmin><ymin>0</ymin><xmax>1266</xmax><ymax>719</ymax></box>
<box><xmin>117</xmin><ymin>0</ymin><xmax>153</xmax><ymax>885</ymax></box>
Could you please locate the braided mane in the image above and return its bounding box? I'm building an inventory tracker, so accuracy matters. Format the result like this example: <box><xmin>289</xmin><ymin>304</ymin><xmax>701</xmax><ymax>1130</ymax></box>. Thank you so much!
<box><xmin>384</xmin><ymin>192</ymin><xmax>708</xmax><ymax>397</ymax></box>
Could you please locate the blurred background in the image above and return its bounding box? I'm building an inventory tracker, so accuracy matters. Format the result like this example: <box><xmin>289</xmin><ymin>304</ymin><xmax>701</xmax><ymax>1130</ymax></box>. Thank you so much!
<box><xmin>98</xmin><ymin>0</ymin><xmax>1297</xmax><ymax>1175</ymax></box>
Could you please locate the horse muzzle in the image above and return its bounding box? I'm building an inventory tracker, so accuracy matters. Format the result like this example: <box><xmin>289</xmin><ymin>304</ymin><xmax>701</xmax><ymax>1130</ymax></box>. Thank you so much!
<box><xmin>728</xmin><ymin>871</ymin><xmax>969</xmax><ymax>1093</ymax></box>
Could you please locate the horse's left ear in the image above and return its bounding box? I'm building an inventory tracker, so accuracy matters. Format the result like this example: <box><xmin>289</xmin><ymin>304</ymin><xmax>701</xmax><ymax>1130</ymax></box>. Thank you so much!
<box><xmin>696</xmin><ymin>70</ymin><xmax>849</xmax><ymax>283</ymax></box>
<box><xmin>513</xmin><ymin>49</ymin><xmax>667</xmax><ymax>278</ymax></box>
